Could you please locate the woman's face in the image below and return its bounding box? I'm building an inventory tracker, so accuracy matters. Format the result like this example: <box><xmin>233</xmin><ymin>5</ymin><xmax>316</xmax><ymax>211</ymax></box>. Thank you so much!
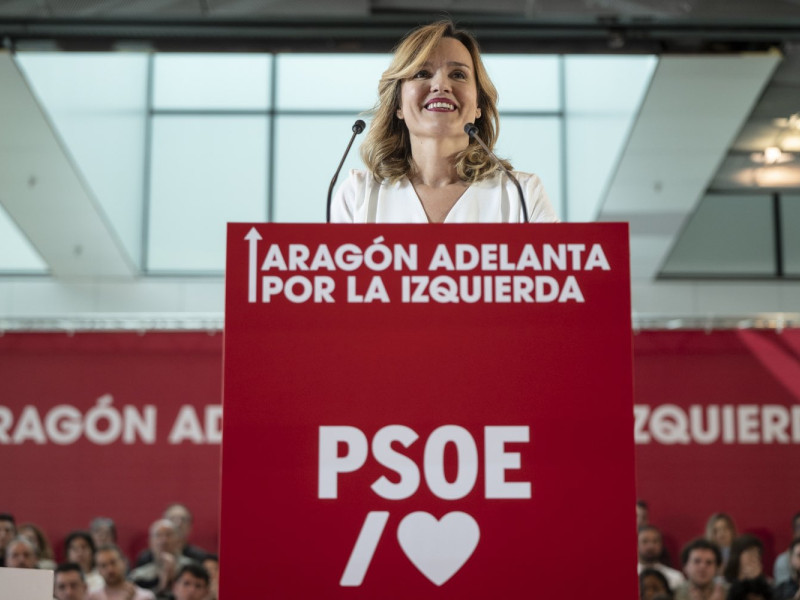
<box><xmin>67</xmin><ymin>537</ymin><xmax>93</xmax><ymax>572</ymax></box>
<box><xmin>641</xmin><ymin>573</ymin><xmax>668</xmax><ymax>600</ymax></box>
<box><xmin>397</xmin><ymin>37</ymin><xmax>481</xmax><ymax>147</ymax></box>
<box><xmin>739</xmin><ymin>546</ymin><xmax>763</xmax><ymax>579</ymax></box>
<box><xmin>712</xmin><ymin>518</ymin><xmax>733</xmax><ymax>548</ymax></box>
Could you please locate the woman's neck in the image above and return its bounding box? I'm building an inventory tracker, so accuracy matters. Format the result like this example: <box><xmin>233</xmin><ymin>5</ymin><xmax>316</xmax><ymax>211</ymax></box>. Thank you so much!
<box><xmin>408</xmin><ymin>137</ymin><xmax>466</xmax><ymax>187</ymax></box>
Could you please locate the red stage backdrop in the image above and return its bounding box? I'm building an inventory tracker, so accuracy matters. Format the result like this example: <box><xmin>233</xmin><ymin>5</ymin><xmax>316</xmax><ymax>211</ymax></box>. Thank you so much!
<box><xmin>2</xmin><ymin>318</ymin><xmax>798</xmax><ymax>579</ymax></box>
<box><xmin>220</xmin><ymin>223</ymin><xmax>636</xmax><ymax>598</ymax></box>
<box><xmin>0</xmin><ymin>332</ymin><xmax>223</xmax><ymax>562</ymax></box>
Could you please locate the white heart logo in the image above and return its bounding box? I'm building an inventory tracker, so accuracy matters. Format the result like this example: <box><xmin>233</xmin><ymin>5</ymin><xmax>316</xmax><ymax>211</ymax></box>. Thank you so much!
<box><xmin>397</xmin><ymin>511</ymin><xmax>480</xmax><ymax>586</ymax></box>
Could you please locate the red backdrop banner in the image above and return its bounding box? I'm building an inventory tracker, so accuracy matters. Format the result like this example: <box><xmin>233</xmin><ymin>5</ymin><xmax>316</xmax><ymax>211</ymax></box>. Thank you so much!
<box><xmin>220</xmin><ymin>223</ymin><xmax>636</xmax><ymax>598</ymax></box>
<box><xmin>0</xmin><ymin>332</ymin><xmax>222</xmax><ymax>562</ymax></box>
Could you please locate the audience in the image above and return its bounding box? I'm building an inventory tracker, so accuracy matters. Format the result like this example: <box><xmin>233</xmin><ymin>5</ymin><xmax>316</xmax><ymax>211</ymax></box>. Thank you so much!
<box><xmin>65</xmin><ymin>530</ymin><xmax>105</xmax><ymax>593</ymax></box>
<box><xmin>18</xmin><ymin>522</ymin><xmax>56</xmax><ymax>569</ymax></box>
<box><xmin>0</xmin><ymin>513</ymin><xmax>16</xmax><ymax>567</ymax></box>
<box><xmin>673</xmin><ymin>538</ymin><xmax>729</xmax><ymax>600</ymax></box>
<box><xmin>727</xmin><ymin>577</ymin><xmax>774</xmax><ymax>600</ymax></box>
<box><xmin>641</xmin><ymin>567</ymin><xmax>674</xmax><ymax>600</ymax></box>
<box><xmin>54</xmin><ymin>562</ymin><xmax>88</xmax><ymax>600</ymax></box>
<box><xmin>135</xmin><ymin>504</ymin><xmax>208</xmax><ymax>568</ymax></box>
<box><xmin>639</xmin><ymin>525</ymin><xmax>685</xmax><ymax>590</ymax></box>
<box><xmin>5</xmin><ymin>536</ymin><xmax>38</xmax><ymax>569</ymax></box>
<box><xmin>201</xmin><ymin>554</ymin><xmax>219</xmax><ymax>600</ymax></box>
<box><xmin>774</xmin><ymin>513</ymin><xmax>800</xmax><ymax>584</ymax></box>
<box><xmin>171</xmin><ymin>564</ymin><xmax>210</xmax><ymax>600</ymax></box>
<box><xmin>773</xmin><ymin>537</ymin><xmax>800</xmax><ymax>600</ymax></box>
<box><xmin>129</xmin><ymin>519</ymin><xmax>195</xmax><ymax>598</ymax></box>
<box><xmin>89</xmin><ymin>518</ymin><xmax>118</xmax><ymax>551</ymax></box>
<box><xmin>90</xmin><ymin>545</ymin><xmax>155</xmax><ymax>600</ymax></box>
<box><xmin>725</xmin><ymin>534</ymin><xmax>768</xmax><ymax>583</ymax></box>
<box><xmin>706</xmin><ymin>513</ymin><xmax>737</xmax><ymax>575</ymax></box>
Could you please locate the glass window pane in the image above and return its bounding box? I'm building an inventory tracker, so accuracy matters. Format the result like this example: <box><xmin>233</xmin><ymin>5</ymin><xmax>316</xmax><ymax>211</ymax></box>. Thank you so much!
<box><xmin>273</xmin><ymin>115</ymin><xmax>368</xmax><ymax>223</ymax></box>
<box><xmin>482</xmin><ymin>55</ymin><xmax>560</xmax><ymax>112</ymax></box>
<box><xmin>661</xmin><ymin>194</ymin><xmax>775</xmax><ymax>276</ymax></box>
<box><xmin>494</xmin><ymin>116</ymin><xmax>562</xmax><ymax>219</ymax></box>
<box><xmin>153</xmin><ymin>54</ymin><xmax>271</xmax><ymax>110</ymax></box>
<box><xmin>565</xmin><ymin>56</ymin><xmax>657</xmax><ymax>113</ymax></box>
<box><xmin>16</xmin><ymin>52</ymin><xmax>149</xmax><ymax>265</ymax></box>
<box><xmin>276</xmin><ymin>55</ymin><xmax>388</xmax><ymax>111</ymax></box>
<box><xmin>147</xmin><ymin>116</ymin><xmax>268</xmax><ymax>271</ymax></box>
<box><xmin>0</xmin><ymin>207</ymin><xmax>47</xmax><ymax>273</ymax></box>
<box><xmin>781</xmin><ymin>194</ymin><xmax>800</xmax><ymax>276</ymax></box>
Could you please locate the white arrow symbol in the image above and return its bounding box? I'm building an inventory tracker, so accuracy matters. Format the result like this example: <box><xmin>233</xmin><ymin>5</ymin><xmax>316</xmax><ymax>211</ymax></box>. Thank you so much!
<box><xmin>244</xmin><ymin>227</ymin><xmax>262</xmax><ymax>303</ymax></box>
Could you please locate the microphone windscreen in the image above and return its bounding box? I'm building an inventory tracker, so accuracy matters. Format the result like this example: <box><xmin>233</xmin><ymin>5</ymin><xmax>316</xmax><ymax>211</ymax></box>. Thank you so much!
<box><xmin>464</xmin><ymin>123</ymin><xmax>479</xmax><ymax>137</ymax></box>
<box><xmin>353</xmin><ymin>120</ymin><xmax>366</xmax><ymax>134</ymax></box>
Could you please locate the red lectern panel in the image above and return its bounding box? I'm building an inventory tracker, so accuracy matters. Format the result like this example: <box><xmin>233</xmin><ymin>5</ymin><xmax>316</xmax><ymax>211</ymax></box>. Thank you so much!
<box><xmin>221</xmin><ymin>223</ymin><xmax>636</xmax><ymax>598</ymax></box>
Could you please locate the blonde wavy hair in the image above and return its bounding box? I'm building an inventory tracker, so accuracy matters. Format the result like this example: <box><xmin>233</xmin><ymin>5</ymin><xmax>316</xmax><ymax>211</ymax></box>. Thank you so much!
<box><xmin>360</xmin><ymin>20</ymin><xmax>511</xmax><ymax>184</ymax></box>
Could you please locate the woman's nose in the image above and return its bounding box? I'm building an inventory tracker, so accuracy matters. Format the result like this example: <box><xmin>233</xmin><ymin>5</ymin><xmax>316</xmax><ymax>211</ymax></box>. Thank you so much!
<box><xmin>430</xmin><ymin>70</ymin><xmax>450</xmax><ymax>93</ymax></box>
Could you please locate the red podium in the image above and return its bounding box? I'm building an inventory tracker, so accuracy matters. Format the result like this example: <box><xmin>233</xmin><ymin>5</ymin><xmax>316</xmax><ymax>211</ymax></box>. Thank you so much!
<box><xmin>221</xmin><ymin>223</ymin><xmax>636</xmax><ymax>598</ymax></box>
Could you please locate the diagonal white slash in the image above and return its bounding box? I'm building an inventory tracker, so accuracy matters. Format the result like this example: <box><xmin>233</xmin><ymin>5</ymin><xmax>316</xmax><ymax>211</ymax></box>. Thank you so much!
<box><xmin>340</xmin><ymin>511</ymin><xmax>390</xmax><ymax>587</ymax></box>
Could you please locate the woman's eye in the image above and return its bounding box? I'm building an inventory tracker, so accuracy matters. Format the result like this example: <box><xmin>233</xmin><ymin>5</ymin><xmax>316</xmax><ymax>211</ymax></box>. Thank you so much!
<box><xmin>412</xmin><ymin>70</ymin><xmax>430</xmax><ymax>79</ymax></box>
<box><xmin>451</xmin><ymin>70</ymin><xmax>467</xmax><ymax>79</ymax></box>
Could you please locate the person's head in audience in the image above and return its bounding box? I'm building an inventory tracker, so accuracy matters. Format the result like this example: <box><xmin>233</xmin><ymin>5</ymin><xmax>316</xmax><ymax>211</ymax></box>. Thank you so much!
<box><xmin>787</xmin><ymin>537</ymin><xmax>800</xmax><ymax>582</ymax></box>
<box><xmin>0</xmin><ymin>513</ymin><xmax>16</xmax><ymax>563</ymax></box>
<box><xmin>637</xmin><ymin>500</ymin><xmax>650</xmax><ymax>530</ymax></box>
<box><xmin>18</xmin><ymin>523</ymin><xmax>53</xmax><ymax>564</ymax></box>
<box><xmin>89</xmin><ymin>517</ymin><xmax>117</xmax><ymax>550</ymax></box>
<box><xmin>164</xmin><ymin>504</ymin><xmax>193</xmax><ymax>549</ymax></box>
<box><xmin>638</xmin><ymin>525</ymin><xmax>666</xmax><ymax>566</ymax></box>
<box><xmin>149</xmin><ymin>518</ymin><xmax>180</xmax><ymax>559</ymax></box>
<box><xmin>202</xmin><ymin>554</ymin><xmax>219</xmax><ymax>599</ymax></box>
<box><xmin>639</xmin><ymin>567</ymin><xmax>672</xmax><ymax>600</ymax></box>
<box><xmin>5</xmin><ymin>536</ymin><xmax>38</xmax><ymax>568</ymax></box>
<box><xmin>65</xmin><ymin>531</ymin><xmax>96</xmax><ymax>575</ymax></box>
<box><xmin>172</xmin><ymin>563</ymin><xmax>210</xmax><ymax>600</ymax></box>
<box><xmin>705</xmin><ymin>512</ymin><xmax>737</xmax><ymax>553</ymax></box>
<box><xmin>724</xmin><ymin>534</ymin><xmax>765</xmax><ymax>583</ymax></box>
<box><xmin>54</xmin><ymin>563</ymin><xmax>88</xmax><ymax>600</ymax></box>
<box><xmin>727</xmin><ymin>576</ymin><xmax>773</xmax><ymax>600</ymax></box>
<box><xmin>95</xmin><ymin>545</ymin><xmax>127</xmax><ymax>589</ymax></box>
<box><xmin>791</xmin><ymin>512</ymin><xmax>800</xmax><ymax>540</ymax></box>
<box><xmin>680</xmin><ymin>538</ymin><xmax>722</xmax><ymax>591</ymax></box>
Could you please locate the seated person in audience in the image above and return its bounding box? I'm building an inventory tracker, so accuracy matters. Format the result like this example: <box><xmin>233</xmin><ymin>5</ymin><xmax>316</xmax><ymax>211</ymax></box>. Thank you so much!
<box><xmin>0</xmin><ymin>513</ymin><xmax>16</xmax><ymax>567</ymax></box>
<box><xmin>5</xmin><ymin>536</ymin><xmax>38</xmax><ymax>569</ymax></box>
<box><xmin>674</xmin><ymin>538</ymin><xmax>729</xmax><ymax>600</ymax></box>
<box><xmin>773</xmin><ymin>537</ymin><xmax>800</xmax><ymax>600</ymax></box>
<box><xmin>639</xmin><ymin>501</ymin><xmax>651</xmax><ymax>529</ymax></box>
<box><xmin>18</xmin><ymin>522</ymin><xmax>56</xmax><ymax>569</ymax></box>
<box><xmin>641</xmin><ymin>567</ymin><xmax>675</xmax><ymax>600</ymax></box>
<box><xmin>66</xmin><ymin>530</ymin><xmax>105</xmax><ymax>593</ymax></box>
<box><xmin>727</xmin><ymin>577</ymin><xmax>774</xmax><ymax>600</ymax></box>
<box><xmin>706</xmin><ymin>513</ymin><xmax>738</xmax><ymax>576</ymax></box>
<box><xmin>135</xmin><ymin>504</ymin><xmax>207</xmax><ymax>567</ymax></box>
<box><xmin>725</xmin><ymin>534</ymin><xmax>769</xmax><ymax>585</ymax></box>
<box><xmin>171</xmin><ymin>564</ymin><xmax>210</xmax><ymax>600</ymax></box>
<box><xmin>639</xmin><ymin>525</ymin><xmax>685</xmax><ymax>590</ymax></box>
<box><xmin>774</xmin><ymin>513</ymin><xmax>800</xmax><ymax>585</ymax></box>
<box><xmin>89</xmin><ymin>518</ymin><xmax>117</xmax><ymax>551</ymax></box>
<box><xmin>129</xmin><ymin>519</ymin><xmax>195</xmax><ymax>598</ymax></box>
<box><xmin>90</xmin><ymin>545</ymin><xmax>155</xmax><ymax>600</ymax></box>
<box><xmin>200</xmin><ymin>555</ymin><xmax>218</xmax><ymax>600</ymax></box>
<box><xmin>54</xmin><ymin>563</ymin><xmax>88</xmax><ymax>600</ymax></box>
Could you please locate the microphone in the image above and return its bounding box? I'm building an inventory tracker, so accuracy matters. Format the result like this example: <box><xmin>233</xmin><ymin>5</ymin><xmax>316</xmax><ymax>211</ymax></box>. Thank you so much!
<box><xmin>464</xmin><ymin>123</ymin><xmax>529</xmax><ymax>223</ymax></box>
<box><xmin>327</xmin><ymin>119</ymin><xmax>366</xmax><ymax>223</ymax></box>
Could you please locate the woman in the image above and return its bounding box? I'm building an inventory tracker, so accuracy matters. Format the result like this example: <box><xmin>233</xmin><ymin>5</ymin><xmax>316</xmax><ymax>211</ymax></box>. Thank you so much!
<box><xmin>640</xmin><ymin>568</ymin><xmax>674</xmax><ymax>600</ymax></box>
<box><xmin>64</xmin><ymin>530</ymin><xmax>105</xmax><ymax>593</ymax></box>
<box><xmin>331</xmin><ymin>20</ymin><xmax>558</xmax><ymax>224</ymax></box>
<box><xmin>18</xmin><ymin>522</ymin><xmax>56</xmax><ymax>570</ymax></box>
<box><xmin>724</xmin><ymin>533</ymin><xmax>772</xmax><ymax>596</ymax></box>
<box><xmin>706</xmin><ymin>513</ymin><xmax>737</xmax><ymax>573</ymax></box>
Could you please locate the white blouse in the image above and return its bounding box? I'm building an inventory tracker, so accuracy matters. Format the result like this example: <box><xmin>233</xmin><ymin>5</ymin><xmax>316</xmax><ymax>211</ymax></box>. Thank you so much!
<box><xmin>330</xmin><ymin>169</ymin><xmax>559</xmax><ymax>224</ymax></box>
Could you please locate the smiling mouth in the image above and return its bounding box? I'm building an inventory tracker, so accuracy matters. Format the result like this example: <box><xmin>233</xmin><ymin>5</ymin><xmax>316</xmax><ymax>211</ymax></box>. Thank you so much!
<box><xmin>425</xmin><ymin>101</ymin><xmax>456</xmax><ymax>111</ymax></box>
